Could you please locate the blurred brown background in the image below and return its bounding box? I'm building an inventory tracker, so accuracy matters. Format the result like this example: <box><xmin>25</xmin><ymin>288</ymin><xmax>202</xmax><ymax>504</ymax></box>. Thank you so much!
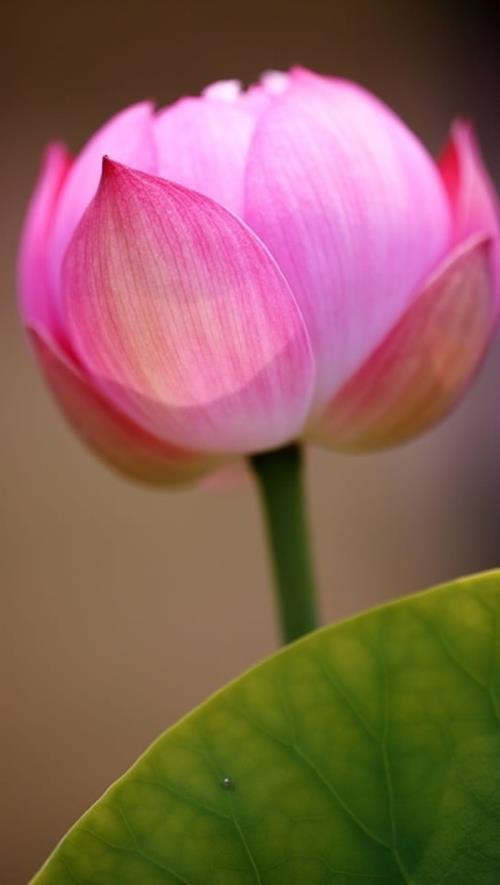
<box><xmin>1</xmin><ymin>0</ymin><xmax>500</xmax><ymax>881</ymax></box>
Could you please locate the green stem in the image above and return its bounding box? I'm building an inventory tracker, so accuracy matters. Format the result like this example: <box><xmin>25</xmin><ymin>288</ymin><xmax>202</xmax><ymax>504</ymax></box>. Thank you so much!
<box><xmin>250</xmin><ymin>444</ymin><xmax>319</xmax><ymax>644</ymax></box>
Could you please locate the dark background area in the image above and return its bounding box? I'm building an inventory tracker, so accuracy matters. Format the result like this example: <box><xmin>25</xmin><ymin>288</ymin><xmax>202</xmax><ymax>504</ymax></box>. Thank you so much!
<box><xmin>1</xmin><ymin>1</ymin><xmax>500</xmax><ymax>881</ymax></box>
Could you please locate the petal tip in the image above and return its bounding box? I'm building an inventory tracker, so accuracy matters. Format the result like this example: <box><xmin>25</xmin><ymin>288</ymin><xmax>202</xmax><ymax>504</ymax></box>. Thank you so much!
<box><xmin>101</xmin><ymin>154</ymin><xmax>119</xmax><ymax>175</ymax></box>
<box><xmin>41</xmin><ymin>140</ymin><xmax>72</xmax><ymax>167</ymax></box>
<box><xmin>99</xmin><ymin>156</ymin><xmax>138</xmax><ymax>190</ymax></box>
<box><xmin>259</xmin><ymin>70</ymin><xmax>290</xmax><ymax>95</ymax></box>
<box><xmin>201</xmin><ymin>79</ymin><xmax>242</xmax><ymax>102</ymax></box>
<box><xmin>289</xmin><ymin>64</ymin><xmax>312</xmax><ymax>79</ymax></box>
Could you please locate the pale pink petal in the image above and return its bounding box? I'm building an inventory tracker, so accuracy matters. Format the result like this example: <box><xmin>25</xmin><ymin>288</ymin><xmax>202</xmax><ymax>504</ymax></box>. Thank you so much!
<box><xmin>201</xmin><ymin>79</ymin><xmax>243</xmax><ymax>102</ymax></box>
<box><xmin>244</xmin><ymin>66</ymin><xmax>451</xmax><ymax>411</ymax></box>
<box><xmin>309</xmin><ymin>235</ymin><xmax>494</xmax><ymax>450</ymax></box>
<box><xmin>259</xmin><ymin>70</ymin><xmax>290</xmax><ymax>96</ymax></box>
<box><xmin>201</xmin><ymin>72</ymin><xmax>289</xmax><ymax>109</ymax></box>
<box><xmin>155</xmin><ymin>94</ymin><xmax>256</xmax><ymax>216</ymax></box>
<box><xmin>18</xmin><ymin>142</ymin><xmax>72</xmax><ymax>341</ymax></box>
<box><xmin>154</xmin><ymin>73</ymin><xmax>291</xmax><ymax>216</ymax></box>
<box><xmin>30</xmin><ymin>329</ymin><xmax>211</xmax><ymax>486</ymax></box>
<box><xmin>439</xmin><ymin>121</ymin><xmax>500</xmax><ymax>300</ymax></box>
<box><xmin>243</xmin><ymin>71</ymin><xmax>291</xmax><ymax>113</ymax></box>
<box><xmin>50</xmin><ymin>102</ymin><xmax>157</xmax><ymax>305</ymax></box>
<box><xmin>62</xmin><ymin>161</ymin><xmax>314</xmax><ymax>455</ymax></box>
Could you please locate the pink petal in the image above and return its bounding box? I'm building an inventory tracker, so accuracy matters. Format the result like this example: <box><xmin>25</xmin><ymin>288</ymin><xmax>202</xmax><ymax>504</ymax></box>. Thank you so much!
<box><xmin>154</xmin><ymin>93</ymin><xmax>257</xmax><ymax>216</ymax></box>
<box><xmin>154</xmin><ymin>73</ymin><xmax>291</xmax><ymax>216</ymax></box>
<box><xmin>439</xmin><ymin>121</ymin><xmax>500</xmax><ymax>300</ymax></box>
<box><xmin>201</xmin><ymin>79</ymin><xmax>243</xmax><ymax>102</ymax></box>
<box><xmin>18</xmin><ymin>142</ymin><xmax>72</xmax><ymax>341</ymax></box>
<box><xmin>50</xmin><ymin>102</ymin><xmax>157</xmax><ymax>307</ymax></box>
<box><xmin>244</xmin><ymin>67</ymin><xmax>451</xmax><ymax>410</ymax></box>
<box><xmin>242</xmin><ymin>71</ymin><xmax>291</xmax><ymax>113</ymax></box>
<box><xmin>30</xmin><ymin>329</ymin><xmax>210</xmax><ymax>486</ymax></box>
<box><xmin>201</xmin><ymin>72</ymin><xmax>290</xmax><ymax>109</ymax></box>
<box><xmin>309</xmin><ymin>235</ymin><xmax>495</xmax><ymax>450</ymax></box>
<box><xmin>62</xmin><ymin>160</ymin><xmax>314</xmax><ymax>455</ymax></box>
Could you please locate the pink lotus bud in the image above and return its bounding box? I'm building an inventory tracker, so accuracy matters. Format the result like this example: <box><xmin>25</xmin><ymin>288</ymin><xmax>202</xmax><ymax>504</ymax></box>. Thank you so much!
<box><xmin>18</xmin><ymin>68</ymin><xmax>499</xmax><ymax>482</ymax></box>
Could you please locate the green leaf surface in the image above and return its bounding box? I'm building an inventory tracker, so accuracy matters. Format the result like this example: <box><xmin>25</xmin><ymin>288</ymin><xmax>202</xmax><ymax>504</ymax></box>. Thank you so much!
<box><xmin>33</xmin><ymin>572</ymin><xmax>500</xmax><ymax>884</ymax></box>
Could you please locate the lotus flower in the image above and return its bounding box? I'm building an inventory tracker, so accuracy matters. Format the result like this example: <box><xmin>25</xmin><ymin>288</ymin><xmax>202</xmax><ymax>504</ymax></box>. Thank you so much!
<box><xmin>19</xmin><ymin>68</ymin><xmax>499</xmax><ymax>484</ymax></box>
